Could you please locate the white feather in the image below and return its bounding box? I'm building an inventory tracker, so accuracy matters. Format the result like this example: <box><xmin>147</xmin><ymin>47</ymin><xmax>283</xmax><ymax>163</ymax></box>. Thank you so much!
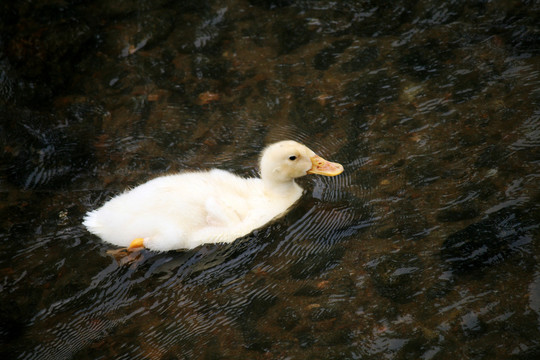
<box><xmin>83</xmin><ymin>140</ymin><xmax>343</xmax><ymax>251</ymax></box>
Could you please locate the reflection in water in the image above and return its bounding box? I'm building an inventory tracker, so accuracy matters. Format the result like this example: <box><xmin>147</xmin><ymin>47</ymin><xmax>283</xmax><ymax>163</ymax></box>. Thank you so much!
<box><xmin>1</xmin><ymin>0</ymin><xmax>539</xmax><ymax>359</ymax></box>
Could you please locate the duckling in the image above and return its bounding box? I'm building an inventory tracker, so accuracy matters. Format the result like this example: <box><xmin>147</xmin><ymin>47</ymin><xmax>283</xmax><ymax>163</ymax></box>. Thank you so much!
<box><xmin>83</xmin><ymin>140</ymin><xmax>343</xmax><ymax>251</ymax></box>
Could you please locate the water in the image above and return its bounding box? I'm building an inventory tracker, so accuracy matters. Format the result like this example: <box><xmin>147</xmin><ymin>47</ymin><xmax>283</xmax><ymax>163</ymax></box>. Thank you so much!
<box><xmin>1</xmin><ymin>0</ymin><xmax>539</xmax><ymax>359</ymax></box>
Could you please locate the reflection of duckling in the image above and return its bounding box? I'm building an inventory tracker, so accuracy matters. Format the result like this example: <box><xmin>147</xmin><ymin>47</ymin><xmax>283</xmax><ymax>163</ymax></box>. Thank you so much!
<box><xmin>84</xmin><ymin>140</ymin><xmax>343</xmax><ymax>251</ymax></box>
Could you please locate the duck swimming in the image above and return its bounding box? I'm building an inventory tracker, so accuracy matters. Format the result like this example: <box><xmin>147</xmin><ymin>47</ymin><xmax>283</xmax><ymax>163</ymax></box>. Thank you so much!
<box><xmin>83</xmin><ymin>140</ymin><xmax>343</xmax><ymax>251</ymax></box>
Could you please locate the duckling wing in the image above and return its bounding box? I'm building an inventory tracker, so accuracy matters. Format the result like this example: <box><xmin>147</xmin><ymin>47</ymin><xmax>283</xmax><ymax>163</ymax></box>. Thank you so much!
<box><xmin>205</xmin><ymin>196</ymin><xmax>242</xmax><ymax>226</ymax></box>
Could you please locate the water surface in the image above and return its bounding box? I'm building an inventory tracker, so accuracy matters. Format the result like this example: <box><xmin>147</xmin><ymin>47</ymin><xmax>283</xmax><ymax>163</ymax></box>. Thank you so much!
<box><xmin>1</xmin><ymin>0</ymin><xmax>539</xmax><ymax>359</ymax></box>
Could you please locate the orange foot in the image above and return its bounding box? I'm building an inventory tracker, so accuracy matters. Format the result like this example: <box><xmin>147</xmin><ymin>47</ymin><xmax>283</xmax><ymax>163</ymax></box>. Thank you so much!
<box><xmin>128</xmin><ymin>237</ymin><xmax>145</xmax><ymax>250</ymax></box>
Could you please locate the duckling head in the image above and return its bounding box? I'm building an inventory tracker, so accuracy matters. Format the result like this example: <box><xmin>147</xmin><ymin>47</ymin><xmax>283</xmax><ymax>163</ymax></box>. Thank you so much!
<box><xmin>260</xmin><ymin>140</ymin><xmax>343</xmax><ymax>185</ymax></box>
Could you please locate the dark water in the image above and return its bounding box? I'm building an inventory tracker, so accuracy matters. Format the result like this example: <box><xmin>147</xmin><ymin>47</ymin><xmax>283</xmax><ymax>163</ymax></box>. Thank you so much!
<box><xmin>1</xmin><ymin>0</ymin><xmax>539</xmax><ymax>359</ymax></box>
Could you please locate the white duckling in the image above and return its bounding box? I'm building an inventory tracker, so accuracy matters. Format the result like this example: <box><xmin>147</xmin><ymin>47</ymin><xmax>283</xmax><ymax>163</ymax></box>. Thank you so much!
<box><xmin>83</xmin><ymin>140</ymin><xmax>343</xmax><ymax>251</ymax></box>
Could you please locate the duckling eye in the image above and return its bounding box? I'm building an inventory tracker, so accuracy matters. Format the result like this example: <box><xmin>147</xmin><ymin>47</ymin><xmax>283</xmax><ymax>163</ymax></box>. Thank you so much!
<box><xmin>288</xmin><ymin>155</ymin><xmax>297</xmax><ymax>161</ymax></box>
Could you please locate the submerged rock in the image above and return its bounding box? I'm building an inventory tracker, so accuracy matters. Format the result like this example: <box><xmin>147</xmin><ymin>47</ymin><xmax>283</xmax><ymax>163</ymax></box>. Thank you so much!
<box><xmin>248</xmin><ymin>0</ymin><xmax>294</xmax><ymax>9</ymax></box>
<box><xmin>344</xmin><ymin>71</ymin><xmax>399</xmax><ymax>110</ymax></box>
<box><xmin>309</xmin><ymin>305</ymin><xmax>340</xmax><ymax>322</ymax></box>
<box><xmin>1</xmin><ymin>109</ymin><xmax>96</xmax><ymax>189</ymax></box>
<box><xmin>289</xmin><ymin>246</ymin><xmax>345</xmax><ymax>280</ymax></box>
<box><xmin>366</xmin><ymin>252</ymin><xmax>424</xmax><ymax>303</ymax></box>
<box><xmin>440</xmin><ymin>207</ymin><xmax>534</xmax><ymax>273</ymax></box>
<box><xmin>397</xmin><ymin>39</ymin><xmax>451</xmax><ymax>80</ymax></box>
<box><xmin>474</xmin><ymin>144</ymin><xmax>508</xmax><ymax>168</ymax></box>
<box><xmin>293</xmin><ymin>285</ymin><xmax>323</xmax><ymax>297</ymax></box>
<box><xmin>240</xmin><ymin>293</ymin><xmax>278</xmax><ymax>352</ymax></box>
<box><xmin>277</xmin><ymin>307</ymin><xmax>301</xmax><ymax>330</ymax></box>
<box><xmin>313</xmin><ymin>39</ymin><xmax>353</xmax><ymax>70</ymax></box>
<box><xmin>274</xmin><ymin>19</ymin><xmax>313</xmax><ymax>55</ymax></box>
<box><xmin>341</xmin><ymin>45</ymin><xmax>379</xmax><ymax>72</ymax></box>
<box><xmin>436</xmin><ymin>206</ymin><xmax>480</xmax><ymax>222</ymax></box>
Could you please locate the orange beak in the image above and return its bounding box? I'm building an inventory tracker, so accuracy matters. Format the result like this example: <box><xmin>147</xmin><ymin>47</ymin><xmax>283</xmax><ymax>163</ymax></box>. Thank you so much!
<box><xmin>307</xmin><ymin>155</ymin><xmax>344</xmax><ymax>176</ymax></box>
